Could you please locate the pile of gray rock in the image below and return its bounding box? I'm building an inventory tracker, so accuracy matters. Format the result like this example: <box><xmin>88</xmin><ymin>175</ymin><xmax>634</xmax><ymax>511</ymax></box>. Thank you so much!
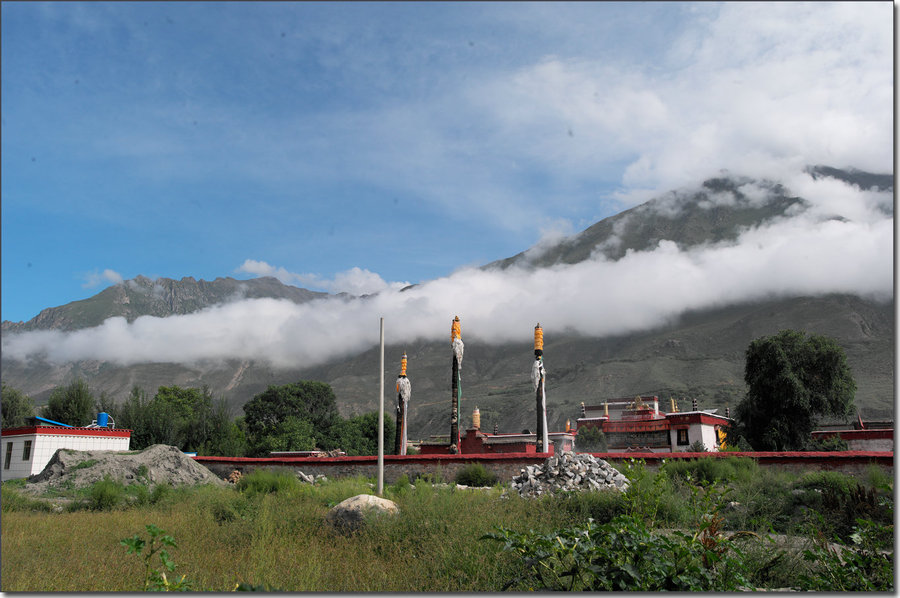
<box><xmin>511</xmin><ymin>452</ymin><xmax>630</xmax><ymax>497</ymax></box>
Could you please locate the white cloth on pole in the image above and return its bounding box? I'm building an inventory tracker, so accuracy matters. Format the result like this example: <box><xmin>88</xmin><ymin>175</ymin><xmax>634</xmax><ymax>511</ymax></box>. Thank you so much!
<box><xmin>531</xmin><ymin>358</ymin><xmax>544</xmax><ymax>391</ymax></box>
<box><xmin>452</xmin><ymin>338</ymin><xmax>464</xmax><ymax>367</ymax></box>
<box><xmin>397</xmin><ymin>376</ymin><xmax>411</xmax><ymax>455</ymax></box>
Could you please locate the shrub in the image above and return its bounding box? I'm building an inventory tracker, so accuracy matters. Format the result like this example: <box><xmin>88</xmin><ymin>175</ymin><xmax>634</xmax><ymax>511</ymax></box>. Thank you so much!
<box><xmin>237</xmin><ymin>468</ymin><xmax>300</xmax><ymax>496</ymax></box>
<box><xmin>1</xmin><ymin>484</ymin><xmax>53</xmax><ymax>512</ymax></box>
<box><xmin>723</xmin><ymin>467</ymin><xmax>796</xmax><ymax>533</ymax></box>
<box><xmin>619</xmin><ymin>460</ymin><xmax>692</xmax><ymax>527</ymax></box>
<box><xmin>88</xmin><ymin>475</ymin><xmax>126</xmax><ymax>511</ymax></box>
<box><xmin>550</xmin><ymin>489</ymin><xmax>626</xmax><ymax>525</ymax></box>
<box><xmin>386</xmin><ymin>474</ymin><xmax>413</xmax><ymax>498</ymax></box>
<box><xmin>806</xmin><ymin>434</ymin><xmax>849</xmax><ymax>451</ymax></box>
<box><xmin>793</xmin><ymin>472</ymin><xmax>886</xmax><ymax>541</ymax></box>
<box><xmin>69</xmin><ymin>459</ymin><xmax>98</xmax><ymax>472</ymax></box>
<box><xmin>129</xmin><ymin>483</ymin><xmax>151</xmax><ymax>506</ymax></box>
<box><xmin>798</xmin><ymin>517</ymin><xmax>893</xmax><ymax>591</ymax></box>
<box><xmin>483</xmin><ymin>512</ymin><xmax>751</xmax><ymax>591</ymax></box>
<box><xmin>454</xmin><ymin>463</ymin><xmax>499</xmax><ymax>487</ymax></box>
<box><xmin>575</xmin><ymin>426</ymin><xmax>607</xmax><ymax>452</ymax></box>
<box><xmin>796</xmin><ymin>470</ymin><xmax>856</xmax><ymax>496</ymax></box>
<box><xmin>664</xmin><ymin>457</ymin><xmax>759</xmax><ymax>486</ymax></box>
<box><xmin>150</xmin><ymin>483</ymin><xmax>173</xmax><ymax>506</ymax></box>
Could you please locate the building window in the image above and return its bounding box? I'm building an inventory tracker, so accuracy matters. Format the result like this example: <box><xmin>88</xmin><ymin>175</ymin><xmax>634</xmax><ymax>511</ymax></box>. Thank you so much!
<box><xmin>22</xmin><ymin>440</ymin><xmax>32</xmax><ymax>461</ymax></box>
<box><xmin>677</xmin><ymin>429</ymin><xmax>689</xmax><ymax>445</ymax></box>
<box><xmin>4</xmin><ymin>442</ymin><xmax>12</xmax><ymax>469</ymax></box>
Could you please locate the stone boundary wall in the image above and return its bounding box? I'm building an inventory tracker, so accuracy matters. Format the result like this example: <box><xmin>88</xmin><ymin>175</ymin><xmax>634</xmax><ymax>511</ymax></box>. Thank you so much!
<box><xmin>194</xmin><ymin>451</ymin><xmax>892</xmax><ymax>484</ymax></box>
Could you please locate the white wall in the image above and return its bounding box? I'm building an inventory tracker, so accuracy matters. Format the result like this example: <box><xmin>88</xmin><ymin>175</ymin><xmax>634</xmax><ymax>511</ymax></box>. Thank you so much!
<box><xmin>1</xmin><ymin>433</ymin><xmax>130</xmax><ymax>480</ymax></box>
<box><xmin>668</xmin><ymin>423</ymin><xmax>721</xmax><ymax>452</ymax></box>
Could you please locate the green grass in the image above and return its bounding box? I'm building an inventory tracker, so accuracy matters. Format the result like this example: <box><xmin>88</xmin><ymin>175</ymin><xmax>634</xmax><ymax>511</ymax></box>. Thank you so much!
<box><xmin>0</xmin><ymin>462</ymin><xmax>893</xmax><ymax>592</ymax></box>
<box><xmin>1</xmin><ymin>477</ymin><xmax>567</xmax><ymax>592</ymax></box>
<box><xmin>69</xmin><ymin>459</ymin><xmax>99</xmax><ymax>472</ymax></box>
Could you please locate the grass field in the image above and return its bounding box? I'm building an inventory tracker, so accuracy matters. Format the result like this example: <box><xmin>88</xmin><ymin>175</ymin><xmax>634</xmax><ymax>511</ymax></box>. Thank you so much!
<box><xmin>1</xmin><ymin>461</ymin><xmax>893</xmax><ymax>592</ymax></box>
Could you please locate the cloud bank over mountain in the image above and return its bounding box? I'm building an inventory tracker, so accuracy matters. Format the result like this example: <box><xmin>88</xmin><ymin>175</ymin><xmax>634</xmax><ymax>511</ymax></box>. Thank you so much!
<box><xmin>3</xmin><ymin>171</ymin><xmax>891</xmax><ymax>368</ymax></box>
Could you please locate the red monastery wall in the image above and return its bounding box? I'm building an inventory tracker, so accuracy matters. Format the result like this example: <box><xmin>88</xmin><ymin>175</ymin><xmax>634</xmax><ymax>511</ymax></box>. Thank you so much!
<box><xmin>194</xmin><ymin>451</ymin><xmax>892</xmax><ymax>484</ymax></box>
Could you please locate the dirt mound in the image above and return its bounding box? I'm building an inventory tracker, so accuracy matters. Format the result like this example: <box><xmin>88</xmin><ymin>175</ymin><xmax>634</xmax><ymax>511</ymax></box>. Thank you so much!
<box><xmin>22</xmin><ymin>444</ymin><xmax>226</xmax><ymax>495</ymax></box>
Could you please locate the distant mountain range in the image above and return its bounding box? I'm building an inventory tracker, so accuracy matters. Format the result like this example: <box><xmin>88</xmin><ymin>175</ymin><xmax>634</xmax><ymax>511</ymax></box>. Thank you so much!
<box><xmin>2</xmin><ymin>166</ymin><xmax>893</xmax><ymax>438</ymax></box>
<box><xmin>1</xmin><ymin>275</ymin><xmax>330</xmax><ymax>334</ymax></box>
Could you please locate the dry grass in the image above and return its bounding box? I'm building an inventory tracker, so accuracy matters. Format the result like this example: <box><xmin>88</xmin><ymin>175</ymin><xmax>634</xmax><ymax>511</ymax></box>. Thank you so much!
<box><xmin>1</xmin><ymin>478</ymin><xmax>567</xmax><ymax>592</ymax></box>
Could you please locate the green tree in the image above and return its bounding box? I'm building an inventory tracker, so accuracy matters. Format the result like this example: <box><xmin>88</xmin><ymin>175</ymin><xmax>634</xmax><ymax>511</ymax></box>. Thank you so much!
<box><xmin>114</xmin><ymin>385</ymin><xmax>239</xmax><ymax>453</ymax></box>
<box><xmin>1</xmin><ymin>384</ymin><xmax>34</xmax><ymax>429</ymax></box>
<box><xmin>575</xmin><ymin>425</ymin><xmax>607</xmax><ymax>452</ymax></box>
<box><xmin>43</xmin><ymin>378</ymin><xmax>95</xmax><ymax>427</ymax></box>
<box><xmin>115</xmin><ymin>386</ymin><xmax>153</xmax><ymax>449</ymax></box>
<box><xmin>253</xmin><ymin>416</ymin><xmax>317</xmax><ymax>454</ymax></box>
<box><xmin>729</xmin><ymin>330</ymin><xmax>856</xmax><ymax>451</ymax></box>
<box><xmin>328</xmin><ymin>412</ymin><xmax>396</xmax><ymax>456</ymax></box>
<box><xmin>243</xmin><ymin>381</ymin><xmax>340</xmax><ymax>456</ymax></box>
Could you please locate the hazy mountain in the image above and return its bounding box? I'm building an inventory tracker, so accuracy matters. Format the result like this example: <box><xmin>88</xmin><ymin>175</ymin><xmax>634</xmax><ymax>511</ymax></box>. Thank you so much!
<box><xmin>1</xmin><ymin>275</ymin><xmax>330</xmax><ymax>334</ymax></box>
<box><xmin>1</xmin><ymin>167</ymin><xmax>892</xmax><ymax>438</ymax></box>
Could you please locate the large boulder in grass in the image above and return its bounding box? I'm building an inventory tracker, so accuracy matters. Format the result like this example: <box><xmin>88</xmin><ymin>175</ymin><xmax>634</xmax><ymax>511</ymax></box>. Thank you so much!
<box><xmin>326</xmin><ymin>494</ymin><xmax>399</xmax><ymax>533</ymax></box>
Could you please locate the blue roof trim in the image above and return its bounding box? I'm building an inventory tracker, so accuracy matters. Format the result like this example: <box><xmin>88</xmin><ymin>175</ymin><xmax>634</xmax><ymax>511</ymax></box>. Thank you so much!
<box><xmin>32</xmin><ymin>416</ymin><xmax>74</xmax><ymax>428</ymax></box>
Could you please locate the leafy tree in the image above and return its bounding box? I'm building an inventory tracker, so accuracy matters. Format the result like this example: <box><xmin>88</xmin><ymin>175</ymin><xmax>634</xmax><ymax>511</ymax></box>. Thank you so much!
<box><xmin>728</xmin><ymin>330</ymin><xmax>856</xmax><ymax>451</ymax></box>
<box><xmin>115</xmin><ymin>386</ymin><xmax>153</xmax><ymax>449</ymax></box>
<box><xmin>1</xmin><ymin>384</ymin><xmax>34</xmax><ymax>428</ymax></box>
<box><xmin>197</xmin><ymin>400</ymin><xmax>248</xmax><ymax>457</ymax></box>
<box><xmin>576</xmin><ymin>425</ymin><xmax>607</xmax><ymax>452</ymax></box>
<box><xmin>114</xmin><ymin>385</ymin><xmax>242</xmax><ymax>453</ymax></box>
<box><xmin>43</xmin><ymin>378</ymin><xmax>95</xmax><ymax>427</ymax></box>
<box><xmin>252</xmin><ymin>416</ymin><xmax>317</xmax><ymax>455</ymax></box>
<box><xmin>243</xmin><ymin>381</ymin><xmax>340</xmax><ymax>456</ymax></box>
<box><xmin>327</xmin><ymin>412</ymin><xmax>396</xmax><ymax>456</ymax></box>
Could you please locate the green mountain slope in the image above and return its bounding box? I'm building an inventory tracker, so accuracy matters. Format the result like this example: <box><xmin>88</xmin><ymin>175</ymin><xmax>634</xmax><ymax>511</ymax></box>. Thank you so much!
<box><xmin>1</xmin><ymin>167</ymin><xmax>892</xmax><ymax>439</ymax></box>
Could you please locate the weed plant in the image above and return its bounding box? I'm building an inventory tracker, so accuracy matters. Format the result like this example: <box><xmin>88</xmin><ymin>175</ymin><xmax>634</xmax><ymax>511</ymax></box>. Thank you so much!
<box><xmin>545</xmin><ymin>487</ymin><xmax>626</xmax><ymax>525</ymax></box>
<box><xmin>1</xmin><ymin>482</ymin><xmax>53</xmax><ymax>513</ymax></box>
<box><xmin>236</xmin><ymin>467</ymin><xmax>300</xmax><ymax>496</ymax></box>
<box><xmin>454</xmin><ymin>463</ymin><xmax>499</xmax><ymax>487</ymax></box>
<box><xmin>663</xmin><ymin>456</ymin><xmax>758</xmax><ymax>485</ymax></box>
<box><xmin>1</xmin><ymin>461</ymin><xmax>893</xmax><ymax>592</ymax></box>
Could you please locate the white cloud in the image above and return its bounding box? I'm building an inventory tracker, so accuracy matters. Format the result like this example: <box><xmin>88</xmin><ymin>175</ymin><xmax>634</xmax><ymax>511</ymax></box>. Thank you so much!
<box><xmin>6</xmin><ymin>172</ymin><xmax>891</xmax><ymax>368</ymax></box>
<box><xmin>235</xmin><ymin>259</ymin><xmax>409</xmax><ymax>296</ymax></box>
<box><xmin>82</xmin><ymin>269</ymin><xmax>124</xmax><ymax>289</ymax></box>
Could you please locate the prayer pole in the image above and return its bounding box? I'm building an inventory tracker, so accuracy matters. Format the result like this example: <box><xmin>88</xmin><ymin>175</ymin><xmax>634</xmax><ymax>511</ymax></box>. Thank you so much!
<box><xmin>450</xmin><ymin>316</ymin><xmax>464</xmax><ymax>454</ymax></box>
<box><xmin>377</xmin><ymin>317</ymin><xmax>384</xmax><ymax>495</ymax></box>
<box><xmin>531</xmin><ymin>323</ymin><xmax>550</xmax><ymax>453</ymax></box>
<box><xmin>394</xmin><ymin>351</ymin><xmax>411</xmax><ymax>455</ymax></box>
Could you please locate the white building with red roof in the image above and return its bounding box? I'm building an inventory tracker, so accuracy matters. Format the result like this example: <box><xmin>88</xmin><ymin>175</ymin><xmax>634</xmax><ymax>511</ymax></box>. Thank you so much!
<box><xmin>575</xmin><ymin>396</ymin><xmax>730</xmax><ymax>452</ymax></box>
<box><xmin>1</xmin><ymin>414</ymin><xmax>131</xmax><ymax>480</ymax></box>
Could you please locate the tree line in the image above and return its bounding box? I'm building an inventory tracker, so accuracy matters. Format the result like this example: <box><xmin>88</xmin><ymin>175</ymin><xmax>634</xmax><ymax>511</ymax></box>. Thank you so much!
<box><xmin>1</xmin><ymin>379</ymin><xmax>394</xmax><ymax>457</ymax></box>
<box><xmin>1</xmin><ymin>329</ymin><xmax>858</xmax><ymax>455</ymax></box>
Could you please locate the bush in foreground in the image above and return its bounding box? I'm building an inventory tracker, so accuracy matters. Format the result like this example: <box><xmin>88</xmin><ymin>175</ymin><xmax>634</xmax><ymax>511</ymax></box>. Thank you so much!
<box><xmin>454</xmin><ymin>463</ymin><xmax>499</xmax><ymax>487</ymax></box>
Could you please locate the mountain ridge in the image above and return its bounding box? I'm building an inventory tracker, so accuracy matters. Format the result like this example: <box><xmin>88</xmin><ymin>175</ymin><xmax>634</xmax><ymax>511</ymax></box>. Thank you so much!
<box><xmin>2</xmin><ymin>166</ymin><xmax>893</xmax><ymax>437</ymax></box>
<box><xmin>1</xmin><ymin>275</ymin><xmax>331</xmax><ymax>334</ymax></box>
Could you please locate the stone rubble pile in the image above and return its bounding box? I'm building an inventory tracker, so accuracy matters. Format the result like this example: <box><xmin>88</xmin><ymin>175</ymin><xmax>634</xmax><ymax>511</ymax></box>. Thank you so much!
<box><xmin>511</xmin><ymin>452</ymin><xmax>630</xmax><ymax>497</ymax></box>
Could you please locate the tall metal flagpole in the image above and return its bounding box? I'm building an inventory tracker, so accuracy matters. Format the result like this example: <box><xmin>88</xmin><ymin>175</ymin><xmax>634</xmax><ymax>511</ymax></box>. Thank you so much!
<box><xmin>394</xmin><ymin>351</ymin><xmax>411</xmax><ymax>455</ymax></box>
<box><xmin>532</xmin><ymin>323</ymin><xmax>550</xmax><ymax>453</ymax></box>
<box><xmin>450</xmin><ymin>316</ymin><xmax>464</xmax><ymax>454</ymax></box>
<box><xmin>377</xmin><ymin>317</ymin><xmax>384</xmax><ymax>495</ymax></box>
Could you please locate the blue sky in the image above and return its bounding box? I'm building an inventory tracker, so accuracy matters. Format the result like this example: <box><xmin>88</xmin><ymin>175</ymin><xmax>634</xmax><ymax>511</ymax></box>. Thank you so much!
<box><xmin>1</xmin><ymin>2</ymin><xmax>893</xmax><ymax>326</ymax></box>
